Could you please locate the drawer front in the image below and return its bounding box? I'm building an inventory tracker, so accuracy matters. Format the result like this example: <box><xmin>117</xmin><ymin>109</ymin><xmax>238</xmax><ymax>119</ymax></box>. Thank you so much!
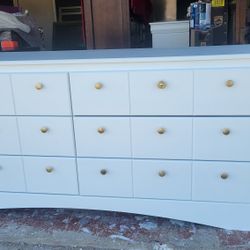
<box><xmin>130</xmin><ymin>70</ymin><xmax>193</xmax><ymax>115</ymax></box>
<box><xmin>194</xmin><ymin>68</ymin><xmax>250</xmax><ymax>115</ymax></box>
<box><xmin>131</xmin><ymin>118</ymin><xmax>192</xmax><ymax>159</ymax></box>
<box><xmin>78</xmin><ymin>158</ymin><xmax>132</xmax><ymax>197</ymax></box>
<box><xmin>193</xmin><ymin>161</ymin><xmax>250</xmax><ymax>203</ymax></box>
<box><xmin>0</xmin><ymin>117</ymin><xmax>20</xmax><ymax>155</ymax></box>
<box><xmin>0</xmin><ymin>75</ymin><xmax>15</xmax><ymax>115</ymax></box>
<box><xmin>70</xmin><ymin>72</ymin><xmax>129</xmax><ymax>115</ymax></box>
<box><xmin>11</xmin><ymin>73</ymin><xmax>71</xmax><ymax>115</ymax></box>
<box><xmin>133</xmin><ymin>160</ymin><xmax>192</xmax><ymax>200</ymax></box>
<box><xmin>24</xmin><ymin>157</ymin><xmax>78</xmax><ymax>194</ymax></box>
<box><xmin>0</xmin><ymin>156</ymin><xmax>26</xmax><ymax>192</ymax></box>
<box><xmin>74</xmin><ymin>117</ymin><xmax>131</xmax><ymax>157</ymax></box>
<box><xmin>194</xmin><ymin>118</ymin><xmax>250</xmax><ymax>161</ymax></box>
<box><xmin>18</xmin><ymin>117</ymin><xmax>75</xmax><ymax>156</ymax></box>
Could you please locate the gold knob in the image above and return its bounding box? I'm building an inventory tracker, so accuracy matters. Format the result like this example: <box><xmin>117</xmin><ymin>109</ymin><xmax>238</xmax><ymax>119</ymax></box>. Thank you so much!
<box><xmin>157</xmin><ymin>128</ymin><xmax>166</xmax><ymax>134</ymax></box>
<box><xmin>35</xmin><ymin>82</ymin><xmax>44</xmax><ymax>90</ymax></box>
<box><xmin>226</xmin><ymin>80</ymin><xmax>234</xmax><ymax>88</ymax></box>
<box><xmin>40</xmin><ymin>127</ymin><xmax>49</xmax><ymax>133</ymax></box>
<box><xmin>220</xmin><ymin>173</ymin><xmax>229</xmax><ymax>180</ymax></box>
<box><xmin>46</xmin><ymin>167</ymin><xmax>54</xmax><ymax>173</ymax></box>
<box><xmin>159</xmin><ymin>170</ymin><xmax>166</xmax><ymax>177</ymax></box>
<box><xmin>97</xmin><ymin>127</ymin><xmax>105</xmax><ymax>134</ymax></box>
<box><xmin>95</xmin><ymin>82</ymin><xmax>103</xmax><ymax>90</ymax></box>
<box><xmin>222</xmin><ymin>128</ymin><xmax>230</xmax><ymax>136</ymax></box>
<box><xmin>157</xmin><ymin>81</ymin><xmax>167</xmax><ymax>89</ymax></box>
<box><xmin>100</xmin><ymin>169</ymin><xmax>108</xmax><ymax>175</ymax></box>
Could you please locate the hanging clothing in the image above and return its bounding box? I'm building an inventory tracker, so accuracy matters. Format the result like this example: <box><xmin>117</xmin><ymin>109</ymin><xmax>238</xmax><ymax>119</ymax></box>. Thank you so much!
<box><xmin>130</xmin><ymin>0</ymin><xmax>152</xmax><ymax>23</ymax></box>
<box><xmin>0</xmin><ymin>11</ymin><xmax>30</xmax><ymax>33</ymax></box>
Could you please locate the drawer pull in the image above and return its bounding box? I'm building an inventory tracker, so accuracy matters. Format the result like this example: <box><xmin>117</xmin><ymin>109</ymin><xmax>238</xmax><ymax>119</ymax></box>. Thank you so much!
<box><xmin>35</xmin><ymin>82</ymin><xmax>44</xmax><ymax>90</ymax></box>
<box><xmin>95</xmin><ymin>82</ymin><xmax>103</xmax><ymax>90</ymax></box>
<box><xmin>222</xmin><ymin>128</ymin><xmax>230</xmax><ymax>136</ymax></box>
<box><xmin>97</xmin><ymin>127</ymin><xmax>105</xmax><ymax>134</ymax></box>
<box><xmin>157</xmin><ymin>81</ymin><xmax>167</xmax><ymax>89</ymax></box>
<box><xmin>100</xmin><ymin>169</ymin><xmax>108</xmax><ymax>175</ymax></box>
<box><xmin>40</xmin><ymin>127</ymin><xmax>49</xmax><ymax>133</ymax></box>
<box><xmin>220</xmin><ymin>173</ymin><xmax>229</xmax><ymax>180</ymax></box>
<box><xmin>158</xmin><ymin>170</ymin><xmax>167</xmax><ymax>177</ymax></box>
<box><xmin>226</xmin><ymin>80</ymin><xmax>234</xmax><ymax>88</ymax></box>
<box><xmin>46</xmin><ymin>167</ymin><xmax>54</xmax><ymax>173</ymax></box>
<box><xmin>157</xmin><ymin>128</ymin><xmax>166</xmax><ymax>134</ymax></box>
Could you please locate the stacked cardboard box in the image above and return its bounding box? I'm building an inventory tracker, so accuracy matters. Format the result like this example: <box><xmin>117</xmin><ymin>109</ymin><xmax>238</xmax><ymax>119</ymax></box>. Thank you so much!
<box><xmin>190</xmin><ymin>0</ymin><xmax>228</xmax><ymax>46</ymax></box>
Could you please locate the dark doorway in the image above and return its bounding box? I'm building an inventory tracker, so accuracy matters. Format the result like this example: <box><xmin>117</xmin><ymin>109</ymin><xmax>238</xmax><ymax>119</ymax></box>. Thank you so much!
<box><xmin>0</xmin><ymin>0</ymin><xmax>13</xmax><ymax>6</ymax></box>
<box><xmin>177</xmin><ymin>0</ymin><xmax>193</xmax><ymax>20</ymax></box>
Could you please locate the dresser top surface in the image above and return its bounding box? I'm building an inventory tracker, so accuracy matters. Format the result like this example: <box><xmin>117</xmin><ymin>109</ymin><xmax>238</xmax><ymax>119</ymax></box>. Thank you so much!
<box><xmin>1</xmin><ymin>45</ymin><xmax>250</xmax><ymax>62</ymax></box>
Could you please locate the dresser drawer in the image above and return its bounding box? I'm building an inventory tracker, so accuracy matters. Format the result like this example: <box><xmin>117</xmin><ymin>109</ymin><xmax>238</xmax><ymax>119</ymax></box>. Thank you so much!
<box><xmin>193</xmin><ymin>118</ymin><xmax>250</xmax><ymax>161</ymax></box>
<box><xmin>74</xmin><ymin>117</ymin><xmax>131</xmax><ymax>157</ymax></box>
<box><xmin>194</xmin><ymin>68</ymin><xmax>250</xmax><ymax>115</ymax></box>
<box><xmin>0</xmin><ymin>75</ymin><xmax>15</xmax><ymax>115</ymax></box>
<box><xmin>24</xmin><ymin>157</ymin><xmax>78</xmax><ymax>195</ymax></box>
<box><xmin>130</xmin><ymin>70</ymin><xmax>193</xmax><ymax>115</ymax></box>
<box><xmin>70</xmin><ymin>72</ymin><xmax>129</xmax><ymax>115</ymax></box>
<box><xmin>78</xmin><ymin>158</ymin><xmax>132</xmax><ymax>197</ymax></box>
<box><xmin>131</xmin><ymin>118</ymin><xmax>192</xmax><ymax>159</ymax></box>
<box><xmin>133</xmin><ymin>160</ymin><xmax>192</xmax><ymax>200</ymax></box>
<box><xmin>18</xmin><ymin>117</ymin><xmax>75</xmax><ymax>156</ymax></box>
<box><xmin>0</xmin><ymin>117</ymin><xmax>20</xmax><ymax>155</ymax></box>
<box><xmin>193</xmin><ymin>161</ymin><xmax>250</xmax><ymax>203</ymax></box>
<box><xmin>11</xmin><ymin>73</ymin><xmax>71</xmax><ymax>115</ymax></box>
<box><xmin>0</xmin><ymin>156</ymin><xmax>26</xmax><ymax>192</ymax></box>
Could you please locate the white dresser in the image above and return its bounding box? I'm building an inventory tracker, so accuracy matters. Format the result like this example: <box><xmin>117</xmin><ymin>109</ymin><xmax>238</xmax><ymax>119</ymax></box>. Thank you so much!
<box><xmin>1</xmin><ymin>46</ymin><xmax>250</xmax><ymax>230</ymax></box>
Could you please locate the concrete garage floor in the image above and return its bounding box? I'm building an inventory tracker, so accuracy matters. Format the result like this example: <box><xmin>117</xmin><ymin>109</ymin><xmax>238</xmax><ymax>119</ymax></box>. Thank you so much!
<box><xmin>0</xmin><ymin>209</ymin><xmax>249</xmax><ymax>250</ymax></box>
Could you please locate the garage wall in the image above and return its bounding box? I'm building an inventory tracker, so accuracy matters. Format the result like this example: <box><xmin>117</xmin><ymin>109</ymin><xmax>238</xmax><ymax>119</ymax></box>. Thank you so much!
<box><xmin>18</xmin><ymin>0</ymin><xmax>56</xmax><ymax>50</ymax></box>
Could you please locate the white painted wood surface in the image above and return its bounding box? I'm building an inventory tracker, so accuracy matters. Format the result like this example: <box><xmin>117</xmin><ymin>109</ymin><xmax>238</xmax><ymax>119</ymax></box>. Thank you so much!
<box><xmin>150</xmin><ymin>21</ymin><xmax>189</xmax><ymax>49</ymax></box>
<box><xmin>133</xmin><ymin>160</ymin><xmax>192</xmax><ymax>200</ymax></box>
<box><xmin>194</xmin><ymin>68</ymin><xmax>250</xmax><ymax>115</ymax></box>
<box><xmin>130</xmin><ymin>70</ymin><xmax>193</xmax><ymax>115</ymax></box>
<box><xmin>192</xmin><ymin>161</ymin><xmax>250</xmax><ymax>203</ymax></box>
<box><xmin>131</xmin><ymin>118</ymin><xmax>192</xmax><ymax>159</ymax></box>
<box><xmin>23</xmin><ymin>157</ymin><xmax>78</xmax><ymax>195</ymax></box>
<box><xmin>70</xmin><ymin>72</ymin><xmax>130</xmax><ymax>115</ymax></box>
<box><xmin>0</xmin><ymin>156</ymin><xmax>26</xmax><ymax>192</ymax></box>
<box><xmin>11</xmin><ymin>73</ymin><xmax>71</xmax><ymax>115</ymax></box>
<box><xmin>78</xmin><ymin>158</ymin><xmax>133</xmax><ymax>197</ymax></box>
<box><xmin>0</xmin><ymin>75</ymin><xmax>15</xmax><ymax>115</ymax></box>
<box><xmin>0</xmin><ymin>117</ymin><xmax>21</xmax><ymax>155</ymax></box>
<box><xmin>74</xmin><ymin>117</ymin><xmax>131</xmax><ymax>157</ymax></box>
<box><xmin>0</xmin><ymin>47</ymin><xmax>250</xmax><ymax>230</ymax></box>
<box><xmin>18</xmin><ymin>117</ymin><xmax>75</xmax><ymax>156</ymax></box>
<box><xmin>193</xmin><ymin>118</ymin><xmax>250</xmax><ymax>161</ymax></box>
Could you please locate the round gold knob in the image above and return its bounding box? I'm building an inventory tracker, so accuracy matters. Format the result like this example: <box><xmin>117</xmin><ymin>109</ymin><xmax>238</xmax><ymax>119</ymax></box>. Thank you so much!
<box><xmin>220</xmin><ymin>173</ymin><xmax>229</xmax><ymax>180</ymax></box>
<box><xmin>97</xmin><ymin>127</ymin><xmax>105</xmax><ymax>134</ymax></box>
<box><xmin>35</xmin><ymin>82</ymin><xmax>44</xmax><ymax>90</ymax></box>
<box><xmin>222</xmin><ymin>128</ymin><xmax>230</xmax><ymax>136</ymax></box>
<box><xmin>159</xmin><ymin>170</ymin><xmax>166</xmax><ymax>177</ymax></box>
<box><xmin>226</xmin><ymin>80</ymin><xmax>234</xmax><ymax>88</ymax></box>
<box><xmin>100</xmin><ymin>169</ymin><xmax>108</xmax><ymax>175</ymax></box>
<box><xmin>95</xmin><ymin>82</ymin><xmax>103</xmax><ymax>90</ymax></box>
<box><xmin>157</xmin><ymin>128</ymin><xmax>166</xmax><ymax>135</ymax></box>
<box><xmin>157</xmin><ymin>81</ymin><xmax>167</xmax><ymax>89</ymax></box>
<box><xmin>46</xmin><ymin>167</ymin><xmax>54</xmax><ymax>173</ymax></box>
<box><xmin>40</xmin><ymin>127</ymin><xmax>49</xmax><ymax>133</ymax></box>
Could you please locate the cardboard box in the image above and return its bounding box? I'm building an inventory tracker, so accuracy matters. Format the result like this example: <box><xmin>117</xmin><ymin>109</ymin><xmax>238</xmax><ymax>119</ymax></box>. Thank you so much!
<box><xmin>211</xmin><ymin>0</ymin><xmax>228</xmax><ymax>45</ymax></box>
